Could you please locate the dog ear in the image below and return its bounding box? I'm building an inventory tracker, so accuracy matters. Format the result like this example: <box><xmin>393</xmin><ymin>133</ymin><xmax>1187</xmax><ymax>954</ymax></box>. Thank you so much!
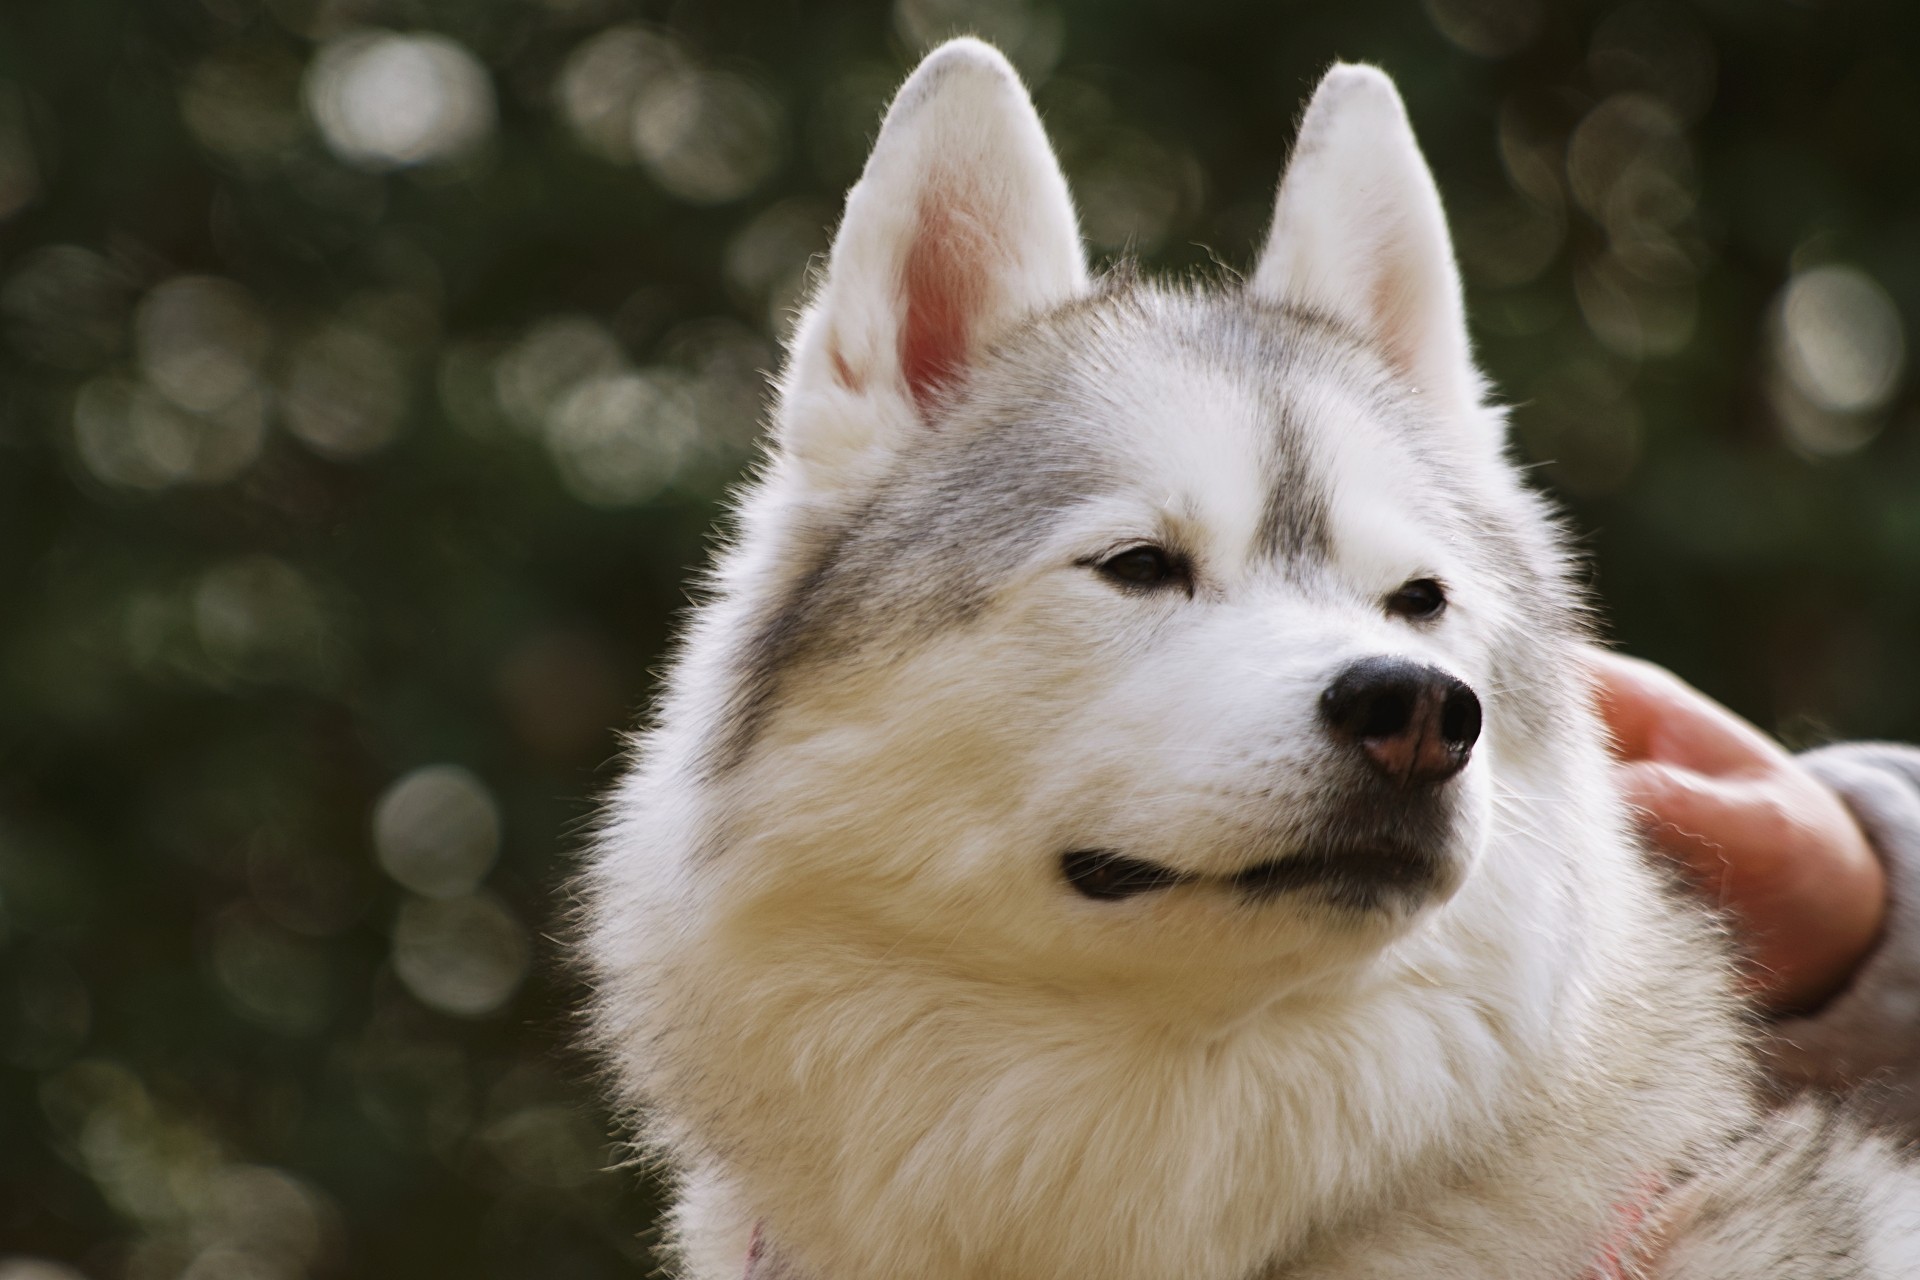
<box><xmin>776</xmin><ymin>38</ymin><xmax>1087</xmax><ymax>488</ymax></box>
<box><xmin>1251</xmin><ymin>65</ymin><xmax>1482</xmax><ymax>417</ymax></box>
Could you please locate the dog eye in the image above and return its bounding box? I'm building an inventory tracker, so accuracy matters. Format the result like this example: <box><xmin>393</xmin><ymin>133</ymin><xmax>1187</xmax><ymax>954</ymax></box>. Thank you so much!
<box><xmin>1092</xmin><ymin>545</ymin><xmax>1190</xmax><ymax>592</ymax></box>
<box><xmin>1386</xmin><ymin>578</ymin><xmax>1447</xmax><ymax>620</ymax></box>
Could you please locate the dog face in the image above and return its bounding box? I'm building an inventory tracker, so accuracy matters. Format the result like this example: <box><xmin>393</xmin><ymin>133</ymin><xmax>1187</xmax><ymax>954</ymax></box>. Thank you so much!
<box><xmin>677</xmin><ymin>42</ymin><xmax>1587</xmax><ymax>1014</ymax></box>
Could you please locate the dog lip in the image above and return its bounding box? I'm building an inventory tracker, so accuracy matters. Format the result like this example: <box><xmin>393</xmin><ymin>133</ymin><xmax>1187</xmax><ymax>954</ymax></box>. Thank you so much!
<box><xmin>1061</xmin><ymin>850</ymin><xmax>1192</xmax><ymax>901</ymax></box>
<box><xmin>1063</xmin><ymin>844</ymin><xmax>1446</xmax><ymax>907</ymax></box>
<box><xmin>1231</xmin><ymin>844</ymin><xmax>1445</xmax><ymax>906</ymax></box>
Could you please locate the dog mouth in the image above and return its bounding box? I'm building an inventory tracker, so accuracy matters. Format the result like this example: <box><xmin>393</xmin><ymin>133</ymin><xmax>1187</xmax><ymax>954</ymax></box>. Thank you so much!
<box><xmin>1061</xmin><ymin>844</ymin><xmax>1446</xmax><ymax>911</ymax></box>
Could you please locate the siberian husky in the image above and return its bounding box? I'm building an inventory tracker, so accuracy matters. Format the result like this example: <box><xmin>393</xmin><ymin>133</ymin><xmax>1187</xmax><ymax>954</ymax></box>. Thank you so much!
<box><xmin>580</xmin><ymin>38</ymin><xmax>1920</xmax><ymax>1279</ymax></box>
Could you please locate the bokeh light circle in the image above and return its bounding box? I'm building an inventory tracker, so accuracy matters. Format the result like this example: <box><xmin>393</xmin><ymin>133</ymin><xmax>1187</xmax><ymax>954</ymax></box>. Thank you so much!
<box><xmin>391</xmin><ymin>894</ymin><xmax>529</xmax><ymax>1018</ymax></box>
<box><xmin>373</xmin><ymin>765</ymin><xmax>502</xmax><ymax>900</ymax></box>
<box><xmin>632</xmin><ymin>69</ymin><xmax>783</xmax><ymax>203</ymax></box>
<box><xmin>306</xmin><ymin>32</ymin><xmax>496</xmax><ymax>171</ymax></box>
<box><xmin>1776</xmin><ymin>265</ymin><xmax>1905</xmax><ymax>415</ymax></box>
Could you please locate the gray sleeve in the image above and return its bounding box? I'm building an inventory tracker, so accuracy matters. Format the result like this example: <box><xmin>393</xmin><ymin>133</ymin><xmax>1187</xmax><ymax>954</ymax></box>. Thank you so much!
<box><xmin>1764</xmin><ymin>743</ymin><xmax>1920</xmax><ymax>1131</ymax></box>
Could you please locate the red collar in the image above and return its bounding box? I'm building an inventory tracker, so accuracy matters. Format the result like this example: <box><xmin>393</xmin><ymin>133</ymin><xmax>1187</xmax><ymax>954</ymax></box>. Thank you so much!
<box><xmin>1584</xmin><ymin>1175</ymin><xmax>1672</xmax><ymax>1279</ymax></box>
<box><xmin>744</xmin><ymin>1224</ymin><xmax>800</xmax><ymax>1280</ymax></box>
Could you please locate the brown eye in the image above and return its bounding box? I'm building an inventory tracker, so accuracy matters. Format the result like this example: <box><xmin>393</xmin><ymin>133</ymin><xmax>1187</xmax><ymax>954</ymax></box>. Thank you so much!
<box><xmin>1386</xmin><ymin>578</ymin><xmax>1446</xmax><ymax>620</ymax></box>
<box><xmin>1093</xmin><ymin>545</ymin><xmax>1190</xmax><ymax>593</ymax></box>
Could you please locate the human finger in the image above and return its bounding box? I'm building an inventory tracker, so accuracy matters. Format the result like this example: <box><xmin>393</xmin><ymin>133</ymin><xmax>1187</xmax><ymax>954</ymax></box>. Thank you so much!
<box><xmin>1589</xmin><ymin>650</ymin><xmax>1779</xmax><ymax>775</ymax></box>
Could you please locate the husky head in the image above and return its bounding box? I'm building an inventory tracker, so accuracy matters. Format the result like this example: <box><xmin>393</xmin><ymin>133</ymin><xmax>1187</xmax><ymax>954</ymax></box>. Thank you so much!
<box><xmin>588</xmin><ymin>38</ymin><xmax>1651</xmax><ymax>1280</ymax></box>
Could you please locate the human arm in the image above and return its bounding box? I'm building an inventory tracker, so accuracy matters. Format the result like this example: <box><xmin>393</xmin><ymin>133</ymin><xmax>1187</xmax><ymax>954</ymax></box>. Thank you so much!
<box><xmin>1766</xmin><ymin>742</ymin><xmax>1920</xmax><ymax>1121</ymax></box>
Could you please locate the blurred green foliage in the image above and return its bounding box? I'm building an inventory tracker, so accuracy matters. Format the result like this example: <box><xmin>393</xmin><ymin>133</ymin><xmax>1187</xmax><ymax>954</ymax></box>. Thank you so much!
<box><xmin>1</xmin><ymin>0</ymin><xmax>1917</xmax><ymax>1276</ymax></box>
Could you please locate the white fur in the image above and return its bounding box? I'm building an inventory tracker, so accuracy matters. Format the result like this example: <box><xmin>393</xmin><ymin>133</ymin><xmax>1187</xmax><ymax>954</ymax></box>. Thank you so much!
<box><xmin>582</xmin><ymin>43</ymin><xmax>1920</xmax><ymax>1280</ymax></box>
<box><xmin>1252</xmin><ymin>65</ymin><xmax>1480</xmax><ymax>419</ymax></box>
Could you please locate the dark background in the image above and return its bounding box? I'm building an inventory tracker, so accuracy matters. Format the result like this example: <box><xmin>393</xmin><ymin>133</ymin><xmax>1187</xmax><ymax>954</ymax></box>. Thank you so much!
<box><xmin>2</xmin><ymin>1</ymin><xmax>1916</xmax><ymax>1276</ymax></box>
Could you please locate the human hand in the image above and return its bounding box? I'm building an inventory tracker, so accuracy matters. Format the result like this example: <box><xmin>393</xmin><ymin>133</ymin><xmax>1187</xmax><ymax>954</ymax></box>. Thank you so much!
<box><xmin>1590</xmin><ymin>650</ymin><xmax>1887</xmax><ymax>1014</ymax></box>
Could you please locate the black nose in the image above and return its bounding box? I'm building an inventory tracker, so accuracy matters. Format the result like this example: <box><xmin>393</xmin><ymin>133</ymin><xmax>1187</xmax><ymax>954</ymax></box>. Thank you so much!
<box><xmin>1319</xmin><ymin>656</ymin><xmax>1481</xmax><ymax>786</ymax></box>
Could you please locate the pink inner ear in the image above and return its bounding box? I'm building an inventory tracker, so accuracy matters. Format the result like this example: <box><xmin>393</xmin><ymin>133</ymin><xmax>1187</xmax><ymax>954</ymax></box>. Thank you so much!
<box><xmin>899</xmin><ymin>196</ymin><xmax>989</xmax><ymax>416</ymax></box>
<box><xmin>1370</xmin><ymin>267</ymin><xmax>1417</xmax><ymax>378</ymax></box>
